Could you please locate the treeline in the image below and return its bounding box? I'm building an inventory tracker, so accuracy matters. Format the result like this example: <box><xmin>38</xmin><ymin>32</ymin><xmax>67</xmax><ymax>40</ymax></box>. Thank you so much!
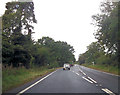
<box><xmin>78</xmin><ymin>2</ymin><xmax>119</xmax><ymax>66</ymax></box>
<box><xmin>2</xmin><ymin>2</ymin><xmax>75</xmax><ymax>69</ymax></box>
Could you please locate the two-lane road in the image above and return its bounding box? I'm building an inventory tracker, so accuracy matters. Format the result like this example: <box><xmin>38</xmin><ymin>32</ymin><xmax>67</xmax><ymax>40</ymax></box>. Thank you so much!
<box><xmin>6</xmin><ymin>64</ymin><xmax>119</xmax><ymax>94</ymax></box>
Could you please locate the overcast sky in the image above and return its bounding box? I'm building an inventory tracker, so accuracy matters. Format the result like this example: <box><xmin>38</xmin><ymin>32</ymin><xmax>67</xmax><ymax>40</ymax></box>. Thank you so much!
<box><xmin>0</xmin><ymin>0</ymin><xmax>104</xmax><ymax>60</ymax></box>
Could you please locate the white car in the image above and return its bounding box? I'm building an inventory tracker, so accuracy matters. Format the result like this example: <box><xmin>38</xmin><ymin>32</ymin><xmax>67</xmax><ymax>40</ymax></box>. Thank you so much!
<box><xmin>63</xmin><ymin>64</ymin><xmax>70</xmax><ymax>70</ymax></box>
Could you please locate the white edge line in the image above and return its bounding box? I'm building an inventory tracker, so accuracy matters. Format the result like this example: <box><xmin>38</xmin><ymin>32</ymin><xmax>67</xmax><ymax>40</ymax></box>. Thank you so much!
<box><xmin>88</xmin><ymin>77</ymin><xmax>97</xmax><ymax>83</ymax></box>
<box><xmin>100</xmin><ymin>71</ymin><xmax>119</xmax><ymax>77</ymax></box>
<box><xmin>82</xmin><ymin>77</ymin><xmax>93</xmax><ymax>83</ymax></box>
<box><xmin>102</xmin><ymin>88</ymin><xmax>115</xmax><ymax>95</ymax></box>
<box><xmin>80</xmin><ymin>65</ymin><xmax>119</xmax><ymax>77</ymax></box>
<box><xmin>16</xmin><ymin>70</ymin><xmax>57</xmax><ymax>95</ymax></box>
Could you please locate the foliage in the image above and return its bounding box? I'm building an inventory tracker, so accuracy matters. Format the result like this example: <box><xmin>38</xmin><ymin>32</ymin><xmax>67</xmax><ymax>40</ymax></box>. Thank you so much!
<box><xmin>37</xmin><ymin>37</ymin><xmax>75</xmax><ymax>67</ymax></box>
<box><xmin>78</xmin><ymin>1</ymin><xmax>119</xmax><ymax>67</ymax></box>
<box><xmin>2</xmin><ymin>67</ymin><xmax>56</xmax><ymax>92</ymax></box>
<box><xmin>2</xmin><ymin>2</ymin><xmax>75</xmax><ymax>68</ymax></box>
<box><xmin>82</xmin><ymin>63</ymin><xmax>119</xmax><ymax>75</ymax></box>
<box><xmin>92</xmin><ymin>2</ymin><xmax>118</xmax><ymax>55</ymax></box>
<box><xmin>2</xmin><ymin>2</ymin><xmax>37</xmax><ymax>68</ymax></box>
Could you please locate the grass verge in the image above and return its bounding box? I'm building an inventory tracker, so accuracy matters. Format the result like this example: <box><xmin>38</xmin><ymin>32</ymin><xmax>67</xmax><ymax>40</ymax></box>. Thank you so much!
<box><xmin>81</xmin><ymin>64</ymin><xmax>120</xmax><ymax>76</ymax></box>
<box><xmin>2</xmin><ymin>66</ymin><xmax>57</xmax><ymax>92</ymax></box>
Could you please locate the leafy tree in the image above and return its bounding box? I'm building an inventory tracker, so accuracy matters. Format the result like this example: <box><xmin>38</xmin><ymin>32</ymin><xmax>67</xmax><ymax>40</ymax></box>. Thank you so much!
<box><xmin>92</xmin><ymin>2</ymin><xmax>118</xmax><ymax>55</ymax></box>
<box><xmin>38</xmin><ymin>37</ymin><xmax>55</xmax><ymax>48</ymax></box>
<box><xmin>2</xmin><ymin>2</ymin><xmax>75</xmax><ymax>69</ymax></box>
<box><xmin>37</xmin><ymin>37</ymin><xmax>75</xmax><ymax>67</ymax></box>
<box><xmin>78</xmin><ymin>53</ymin><xmax>86</xmax><ymax>64</ymax></box>
<box><xmin>78</xmin><ymin>42</ymin><xmax>112</xmax><ymax>65</ymax></box>
<box><xmin>3</xmin><ymin>2</ymin><xmax>37</xmax><ymax>34</ymax></box>
<box><xmin>2</xmin><ymin>2</ymin><xmax>37</xmax><ymax>68</ymax></box>
<box><xmin>53</xmin><ymin>41</ymin><xmax>75</xmax><ymax>66</ymax></box>
<box><xmin>34</xmin><ymin>47</ymin><xmax>50</xmax><ymax>66</ymax></box>
<box><xmin>79</xmin><ymin>2</ymin><xmax>119</xmax><ymax>66</ymax></box>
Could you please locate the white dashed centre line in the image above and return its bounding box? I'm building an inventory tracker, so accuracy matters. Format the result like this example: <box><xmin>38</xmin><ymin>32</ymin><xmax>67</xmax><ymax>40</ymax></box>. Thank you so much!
<box><xmin>76</xmin><ymin>73</ymin><xmax>79</xmax><ymax>76</ymax></box>
<box><xmin>88</xmin><ymin>77</ymin><xmax>97</xmax><ymax>83</ymax></box>
<box><xmin>82</xmin><ymin>77</ymin><xmax>93</xmax><ymax>83</ymax></box>
<box><xmin>79</xmin><ymin>68</ymin><xmax>82</xmax><ymax>72</ymax></box>
<box><xmin>102</xmin><ymin>88</ymin><xmax>115</xmax><ymax>95</ymax></box>
<box><xmin>82</xmin><ymin>72</ymin><xmax>86</xmax><ymax>75</ymax></box>
<box><xmin>79</xmin><ymin>68</ymin><xmax>87</xmax><ymax>75</ymax></box>
<box><xmin>72</xmin><ymin>71</ymin><xmax>75</xmax><ymax>73</ymax></box>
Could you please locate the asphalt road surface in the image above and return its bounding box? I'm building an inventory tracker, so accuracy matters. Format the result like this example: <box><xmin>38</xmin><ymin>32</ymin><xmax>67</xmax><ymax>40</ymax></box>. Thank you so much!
<box><xmin>5</xmin><ymin>64</ymin><xmax>119</xmax><ymax>94</ymax></box>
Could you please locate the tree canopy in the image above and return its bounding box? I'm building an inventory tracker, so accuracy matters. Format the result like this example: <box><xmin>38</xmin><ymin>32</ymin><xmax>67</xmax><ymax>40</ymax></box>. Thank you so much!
<box><xmin>78</xmin><ymin>1</ymin><xmax>119</xmax><ymax>66</ymax></box>
<box><xmin>2</xmin><ymin>2</ymin><xmax>75</xmax><ymax>68</ymax></box>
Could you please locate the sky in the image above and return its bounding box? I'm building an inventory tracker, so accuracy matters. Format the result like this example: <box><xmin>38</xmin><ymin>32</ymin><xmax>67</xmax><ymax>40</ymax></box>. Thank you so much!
<box><xmin>0</xmin><ymin>0</ymin><xmax>104</xmax><ymax>60</ymax></box>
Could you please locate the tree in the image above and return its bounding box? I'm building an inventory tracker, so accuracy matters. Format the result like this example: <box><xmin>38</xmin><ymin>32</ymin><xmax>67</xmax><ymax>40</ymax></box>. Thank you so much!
<box><xmin>2</xmin><ymin>2</ymin><xmax>37</xmax><ymax>68</ymax></box>
<box><xmin>2</xmin><ymin>1</ymin><xmax>75</xmax><ymax>69</ymax></box>
<box><xmin>38</xmin><ymin>37</ymin><xmax>55</xmax><ymax>47</ymax></box>
<box><xmin>92</xmin><ymin>2</ymin><xmax>118</xmax><ymax>55</ymax></box>
<box><xmin>37</xmin><ymin>37</ymin><xmax>75</xmax><ymax>67</ymax></box>
<box><xmin>33</xmin><ymin>46</ymin><xmax>51</xmax><ymax>66</ymax></box>
<box><xmin>78</xmin><ymin>2</ymin><xmax>119</xmax><ymax>66</ymax></box>
<box><xmin>53</xmin><ymin>41</ymin><xmax>75</xmax><ymax>66</ymax></box>
<box><xmin>3</xmin><ymin>2</ymin><xmax>37</xmax><ymax>34</ymax></box>
<box><xmin>86</xmin><ymin>42</ymin><xmax>105</xmax><ymax>64</ymax></box>
<box><xmin>78</xmin><ymin>53</ymin><xmax>86</xmax><ymax>64</ymax></box>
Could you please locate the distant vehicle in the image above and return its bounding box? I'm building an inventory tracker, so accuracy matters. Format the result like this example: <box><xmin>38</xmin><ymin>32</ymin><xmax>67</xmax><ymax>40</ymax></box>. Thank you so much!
<box><xmin>63</xmin><ymin>64</ymin><xmax>70</xmax><ymax>70</ymax></box>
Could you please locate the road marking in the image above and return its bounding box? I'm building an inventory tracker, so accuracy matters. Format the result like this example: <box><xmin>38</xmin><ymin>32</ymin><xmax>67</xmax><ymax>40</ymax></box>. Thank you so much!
<box><xmin>82</xmin><ymin>77</ymin><xmax>93</xmax><ymax>83</ymax></box>
<box><xmin>80</xmin><ymin>65</ymin><xmax>119</xmax><ymax>77</ymax></box>
<box><xmin>76</xmin><ymin>73</ymin><xmax>79</xmax><ymax>76</ymax></box>
<box><xmin>82</xmin><ymin>72</ymin><xmax>86</xmax><ymax>75</ymax></box>
<box><xmin>100</xmin><ymin>71</ymin><xmax>119</xmax><ymax>77</ymax></box>
<box><xmin>88</xmin><ymin>77</ymin><xmax>97</xmax><ymax>83</ymax></box>
<box><xmin>79</xmin><ymin>68</ymin><xmax>87</xmax><ymax>75</ymax></box>
<box><xmin>80</xmin><ymin>70</ymin><xmax>83</xmax><ymax>73</ymax></box>
<box><xmin>16</xmin><ymin>70</ymin><xmax>57</xmax><ymax>95</ymax></box>
<box><xmin>71</xmin><ymin>70</ymin><xmax>80</xmax><ymax>76</ymax></box>
<box><xmin>79</xmin><ymin>68</ymin><xmax>82</xmax><ymax>72</ymax></box>
<box><xmin>102</xmin><ymin>88</ymin><xmax>115</xmax><ymax>95</ymax></box>
<box><xmin>72</xmin><ymin>71</ymin><xmax>75</xmax><ymax>73</ymax></box>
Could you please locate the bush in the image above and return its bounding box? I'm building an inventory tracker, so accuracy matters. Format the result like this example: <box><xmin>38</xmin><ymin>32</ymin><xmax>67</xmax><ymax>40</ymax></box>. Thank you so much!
<box><xmin>48</xmin><ymin>62</ymin><xmax>59</xmax><ymax>69</ymax></box>
<box><xmin>96</xmin><ymin>55</ymin><xmax>111</xmax><ymax>65</ymax></box>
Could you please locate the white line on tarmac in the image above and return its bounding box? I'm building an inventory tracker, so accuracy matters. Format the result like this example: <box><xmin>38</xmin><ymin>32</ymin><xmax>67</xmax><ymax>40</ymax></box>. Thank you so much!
<box><xmin>100</xmin><ymin>71</ymin><xmax>119</xmax><ymax>77</ymax></box>
<box><xmin>102</xmin><ymin>88</ymin><xmax>115</xmax><ymax>95</ymax></box>
<box><xmin>82</xmin><ymin>77</ymin><xmax>93</xmax><ymax>83</ymax></box>
<box><xmin>72</xmin><ymin>71</ymin><xmax>75</xmax><ymax>73</ymax></box>
<box><xmin>76</xmin><ymin>73</ymin><xmax>79</xmax><ymax>76</ymax></box>
<box><xmin>88</xmin><ymin>77</ymin><xmax>97</xmax><ymax>83</ymax></box>
<box><xmin>79</xmin><ymin>69</ymin><xmax>86</xmax><ymax>75</ymax></box>
<box><xmin>16</xmin><ymin>70</ymin><xmax>57</xmax><ymax>95</ymax></box>
<box><xmin>70</xmin><ymin>70</ymin><xmax>75</xmax><ymax>74</ymax></box>
<box><xmin>82</xmin><ymin>72</ymin><xmax>86</xmax><ymax>75</ymax></box>
<box><xmin>79</xmin><ymin>68</ymin><xmax>86</xmax><ymax>75</ymax></box>
<box><xmin>80</xmin><ymin>65</ymin><xmax>119</xmax><ymax>77</ymax></box>
<box><xmin>79</xmin><ymin>68</ymin><xmax>82</xmax><ymax>72</ymax></box>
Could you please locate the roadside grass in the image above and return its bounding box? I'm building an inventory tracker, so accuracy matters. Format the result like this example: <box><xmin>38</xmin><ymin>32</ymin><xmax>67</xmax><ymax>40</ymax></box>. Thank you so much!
<box><xmin>2</xmin><ymin>66</ymin><xmax>57</xmax><ymax>92</ymax></box>
<box><xmin>81</xmin><ymin>64</ymin><xmax>120</xmax><ymax>76</ymax></box>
